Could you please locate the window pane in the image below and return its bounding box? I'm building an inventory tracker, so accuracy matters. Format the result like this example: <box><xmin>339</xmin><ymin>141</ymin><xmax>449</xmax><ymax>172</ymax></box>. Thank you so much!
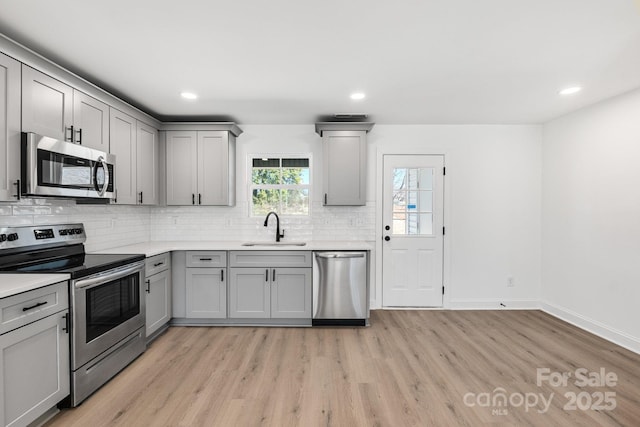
<box><xmin>282</xmin><ymin>167</ymin><xmax>309</xmax><ymax>185</ymax></box>
<box><xmin>393</xmin><ymin>191</ymin><xmax>406</xmax><ymax>208</ymax></box>
<box><xmin>253</xmin><ymin>158</ymin><xmax>280</xmax><ymax>168</ymax></box>
<box><xmin>252</xmin><ymin>189</ymin><xmax>279</xmax><ymax>216</ymax></box>
<box><xmin>393</xmin><ymin>168</ymin><xmax>406</xmax><ymax>190</ymax></box>
<box><xmin>282</xmin><ymin>158</ymin><xmax>309</xmax><ymax>168</ymax></box>
<box><xmin>252</xmin><ymin>168</ymin><xmax>281</xmax><ymax>185</ymax></box>
<box><xmin>419</xmin><ymin>168</ymin><xmax>433</xmax><ymax>190</ymax></box>
<box><xmin>281</xmin><ymin>189</ymin><xmax>309</xmax><ymax>215</ymax></box>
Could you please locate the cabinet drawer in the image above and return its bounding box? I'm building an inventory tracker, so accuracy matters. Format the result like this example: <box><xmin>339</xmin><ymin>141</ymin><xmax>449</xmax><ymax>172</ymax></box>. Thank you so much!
<box><xmin>186</xmin><ymin>251</ymin><xmax>227</xmax><ymax>268</ymax></box>
<box><xmin>146</xmin><ymin>252</ymin><xmax>171</xmax><ymax>276</ymax></box>
<box><xmin>229</xmin><ymin>251</ymin><xmax>312</xmax><ymax>268</ymax></box>
<box><xmin>0</xmin><ymin>281</ymin><xmax>69</xmax><ymax>335</ymax></box>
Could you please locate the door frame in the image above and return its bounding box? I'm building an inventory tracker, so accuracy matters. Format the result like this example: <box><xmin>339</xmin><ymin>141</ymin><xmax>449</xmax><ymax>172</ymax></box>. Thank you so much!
<box><xmin>374</xmin><ymin>148</ymin><xmax>452</xmax><ymax>310</ymax></box>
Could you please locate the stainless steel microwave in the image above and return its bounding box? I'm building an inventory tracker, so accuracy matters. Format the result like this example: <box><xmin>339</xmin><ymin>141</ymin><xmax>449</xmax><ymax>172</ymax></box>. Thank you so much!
<box><xmin>21</xmin><ymin>132</ymin><xmax>115</xmax><ymax>199</ymax></box>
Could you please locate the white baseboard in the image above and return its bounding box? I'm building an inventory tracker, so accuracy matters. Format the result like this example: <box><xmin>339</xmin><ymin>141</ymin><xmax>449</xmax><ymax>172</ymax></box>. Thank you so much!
<box><xmin>447</xmin><ymin>298</ymin><xmax>540</xmax><ymax>310</ymax></box>
<box><xmin>541</xmin><ymin>301</ymin><xmax>640</xmax><ymax>355</ymax></box>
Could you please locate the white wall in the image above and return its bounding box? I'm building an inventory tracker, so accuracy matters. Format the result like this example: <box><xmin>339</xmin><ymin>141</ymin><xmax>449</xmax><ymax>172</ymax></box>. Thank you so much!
<box><xmin>542</xmin><ymin>88</ymin><xmax>640</xmax><ymax>353</ymax></box>
<box><xmin>1</xmin><ymin>124</ymin><xmax>542</xmax><ymax>311</ymax></box>
<box><xmin>369</xmin><ymin>125</ymin><xmax>542</xmax><ymax>309</ymax></box>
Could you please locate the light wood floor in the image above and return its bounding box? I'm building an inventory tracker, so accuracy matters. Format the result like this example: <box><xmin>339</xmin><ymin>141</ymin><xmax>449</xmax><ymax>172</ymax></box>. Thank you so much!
<box><xmin>45</xmin><ymin>310</ymin><xmax>640</xmax><ymax>426</ymax></box>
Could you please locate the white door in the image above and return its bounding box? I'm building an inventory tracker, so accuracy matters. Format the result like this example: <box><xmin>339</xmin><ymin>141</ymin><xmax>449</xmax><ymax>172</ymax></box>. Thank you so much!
<box><xmin>382</xmin><ymin>155</ymin><xmax>444</xmax><ymax>307</ymax></box>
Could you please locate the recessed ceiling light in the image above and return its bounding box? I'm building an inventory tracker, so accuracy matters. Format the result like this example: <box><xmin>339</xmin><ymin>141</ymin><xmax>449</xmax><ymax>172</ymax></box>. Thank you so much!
<box><xmin>180</xmin><ymin>92</ymin><xmax>198</xmax><ymax>100</ymax></box>
<box><xmin>350</xmin><ymin>92</ymin><xmax>366</xmax><ymax>100</ymax></box>
<box><xmin>559</xmin><ymin>86</ymin><xmax>582</xmax><ymax>96</ymax></box>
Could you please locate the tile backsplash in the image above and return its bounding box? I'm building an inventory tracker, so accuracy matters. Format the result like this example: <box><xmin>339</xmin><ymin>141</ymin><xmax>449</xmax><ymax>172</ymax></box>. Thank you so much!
<box><xmin>1</xmin><ymin>199</ymin><xmax>375</xmax><ymax>252</ymax></box>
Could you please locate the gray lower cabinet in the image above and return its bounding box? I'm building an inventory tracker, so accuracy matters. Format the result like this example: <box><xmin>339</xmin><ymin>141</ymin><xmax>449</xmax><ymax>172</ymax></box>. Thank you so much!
<box><xmin>185</xmin><ymin>251</ymin><xmax>227</xmax><ymax>319</ymax></box>
<box><xmin>228</xmin><ymin>267</ymin><xmax>312</xmax><ymax>319</ymax></box>
<box><xmin>185</xmin><ymin>268</ymin><xmax>227</xmax><ymax>318</ymax></box>
<box><xmin>228</xmin><ymin>251</ymin><xmax>312</xmax><ymax>320</ymax></box>
<box><xmin>0</xmin><ymin>282</ymin><xmax>70</xmax><ymax>427</ymax></box>
<box><xmin>145</xmin><ymin>253</ymin><xmax>172</xmax><ymax>340</ymax></box>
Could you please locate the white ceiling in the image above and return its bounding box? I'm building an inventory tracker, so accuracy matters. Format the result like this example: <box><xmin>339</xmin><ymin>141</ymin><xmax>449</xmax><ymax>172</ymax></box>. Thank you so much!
<box><xmin>1</xmin><ymin>0</ymin><xmax>640</xmax><ymax>125</ymax></box>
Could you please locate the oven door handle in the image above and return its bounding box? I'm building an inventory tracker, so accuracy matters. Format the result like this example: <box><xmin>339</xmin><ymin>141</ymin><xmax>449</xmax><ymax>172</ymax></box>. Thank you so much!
<box><xmin>74</xmin><ymin>261</ymin><xmax>145</xmax><ymax>290</ymax></box>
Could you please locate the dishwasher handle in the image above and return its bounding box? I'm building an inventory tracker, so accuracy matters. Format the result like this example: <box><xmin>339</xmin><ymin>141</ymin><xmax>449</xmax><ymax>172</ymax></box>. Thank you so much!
<box><xmin>315</xmin><ymin>252</ymin><xmax>365</xmax><ymax>259</ymax></box>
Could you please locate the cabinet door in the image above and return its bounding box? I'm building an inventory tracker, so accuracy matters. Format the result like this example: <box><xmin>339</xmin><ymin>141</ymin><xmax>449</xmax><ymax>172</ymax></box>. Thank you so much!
<box><xmin>0</xmin><ymin>53</ymin><xmax>21</xmax><ymax>202</ymax></box>
<box><xmin>21</xmin><ymin>65</ymin><xmax>73</xmax><ymax>141</ymax></box>
<box><xmin>109</xmin><ymin>108</ymin><xmax>137</xmax><ymax>204</ymax></box>
<box><xmin>186</xmin><ymin>268</ymin><xmax>227</xmax><ymax>318</ymax></box>
<box><xmin>145</xmin><ymin>269</ymin><xmax>171</xmax><ymax>337</ymax></box>
<box><xmin>0</xmin><ymin>311</ymin><xmax>70</xmax><ymax>427</ymax></box>
<box><xmin>229</xmin><ymin>268</ymin><xmax>270</xmax><ymax>318</ymax></box>
<box><xmin>271</xmin><ymin>268</ymin><xmax>312</xmax><ymax>318</ymax></box>
<box><xmin>322</xmin><ymin>130</ymin><xmax>366</xmax><ymax>205</ymax></box>
<box><xmin>166</xmin><ymin>131</ymin><xmax>198</xmax><ymax>205</ymax></box>
<box><xmin>197</xmin><ymin>131</ymin><xmax>229</xmax><ymax>206</ymax></box>
<box><xmin>72</xmin><ymin>90</ymin><xmax>109</xmax><ymax>151</ymax></box>
<box><xmin>136</xmin><ymin>121</ymin><xmax>159</xmax><ymax>205</ymax></box>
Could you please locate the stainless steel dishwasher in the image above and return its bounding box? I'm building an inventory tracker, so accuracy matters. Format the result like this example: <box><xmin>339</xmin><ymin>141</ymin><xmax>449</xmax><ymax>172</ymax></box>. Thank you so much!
<box><xmin>312</xmin><ymin>251</ymin><xmax>368</xmax><ymax>326</ymax></box>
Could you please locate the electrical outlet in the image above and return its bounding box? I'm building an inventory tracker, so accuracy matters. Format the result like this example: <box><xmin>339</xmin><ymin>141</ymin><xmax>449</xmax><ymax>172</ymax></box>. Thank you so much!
<box><xmin>507</xmin><ymin>276</ymin><xmax>515</xmax><ymax>287</ymax></box>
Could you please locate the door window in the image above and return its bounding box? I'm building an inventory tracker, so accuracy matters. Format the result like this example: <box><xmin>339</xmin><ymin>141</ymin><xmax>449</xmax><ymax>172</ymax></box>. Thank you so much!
<box><xmin>392</xmin><ymin>167</ymin><xmax>434</xmax><ymax>235</ymax></box>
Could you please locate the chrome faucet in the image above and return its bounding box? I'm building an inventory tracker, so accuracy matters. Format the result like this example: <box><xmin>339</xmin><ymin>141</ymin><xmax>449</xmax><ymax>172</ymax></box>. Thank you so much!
<box><xmin>264</xmin><ymin>211</ymin><xmax>285</xmax><ymax>242</ymax></box>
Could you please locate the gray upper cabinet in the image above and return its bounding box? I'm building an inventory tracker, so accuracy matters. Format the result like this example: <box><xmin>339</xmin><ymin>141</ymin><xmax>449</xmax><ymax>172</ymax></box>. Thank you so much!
<box><xmin>22</xmin><ymin>65</ymin><xmax>109</xmax><ymax>149</ymax></box>
<box><xmin>165</xmin><ymin>129</ymin><xmax>237</xmax><ymax>206</ymax></box>
<box><xmin>165</xmin><ymin>131</ymin><xmax>197</xmax><ymax>206</ymax></box>
<box><xmin>110</xmin><ymin>108</ymin><xmax>158</xmax><ymax>205</ymax></box>
<box><xmin>21</xmin><ymin>65</ymin><xmax>73</xmax><ymax>141</ymax></box>
<box><xmin>110</xmin><ymin>108</ymin><xmax>137</xmax><ymax>205</ymax></box>
<box><xmin>316</xmin><ymin>122</ymin><xmax>375</xmax><ymax>206</ymax></box>
<box><xmin>72</xmin><ymin>90</ymin><xmax>109</xmax><ymax>151</ymax></box>
<box><xmin>136</xmin><ymin>121</ymin><xmax>159</xmax><ymax>205</ymax></box>
<box><xmin>0</xmin><ymin>52</ymin><xmax>21</xmax><ymax>202</ymax></box>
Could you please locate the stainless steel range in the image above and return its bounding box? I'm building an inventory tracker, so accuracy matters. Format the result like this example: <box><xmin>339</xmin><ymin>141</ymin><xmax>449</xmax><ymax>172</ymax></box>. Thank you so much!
<box><xmin>0</xmin><ymin>224</ymin><xmax>146</xmax><ymax>406</ymax></box>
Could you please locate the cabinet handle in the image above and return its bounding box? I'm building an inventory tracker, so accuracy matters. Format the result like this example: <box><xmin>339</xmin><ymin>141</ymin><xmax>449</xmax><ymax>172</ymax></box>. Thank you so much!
<box><xmin>76</xmin><ymin>128</ymin><xmax>82</xmax><ymax>144</ymax></box>
<box><xmin>199</xmin><ymin>258</ymin><xmax>212</xmax><ymax>261</ymax></box>
<box><xmin>62</xmin><ymin>313</ymin><xmax>70</xmax><ymax>334</ymax></box>
<box><xmin>221</xmin><ymin>269</ymin><xmax>224</xmax><ymax>281</ymax></box>
<box><xmin>153</xmin><ymin>262</ymin><xmax>164</xmax><ymax>267</ymax></box>
<box><xmin>324</xmin><ymin>193</ymin><xmax>327</xmax><ymax>204</ymax></box>
<box><xmin>139</xmin><ymin>191</ymin><xmax>144</xmax><ymax>204</ymax></box>
<box><xmin>272</xmin><ymin>269</ymin><xmax>276</xmax><ymax>282</ymax></box>
<box><xmin>265</xmin><ymin>269</ymin><xmax>269</xmax><ymax>282</ymax></box>
<box><xmin>145</xmin><ymin>279</ymin><xmax>151</xmax><ymax>293</ymax></box>
<box><xmin>66</xmin><ymin>125</ymin><xmax>74</xmax><ymax>142</ymax></box>
<box><xmin>199</xmin><ymin>193</ymin><xmax>202</xmax><ymax>205</ymax></box>
<box><xmin>23</xmin><ymin>301</ymin><xmax>47</xmax><ymax>311</ymax></box>
<box><xmin>192</xmin><ymin>194</ymin><xmax>195</xmax><ymax>205</ymax></box>
<box><xmin>14</xmin><ymin>179</ymin><xmax>21</xmax><ymax>200</ymax></box>
<box><xmin>114</xmin><ymin>188</ymin><xmax>118</xmax><ymax>203</ymax></box>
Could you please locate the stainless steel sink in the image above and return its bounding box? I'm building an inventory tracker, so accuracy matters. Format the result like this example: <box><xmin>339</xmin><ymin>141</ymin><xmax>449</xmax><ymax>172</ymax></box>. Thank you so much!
<box><xmin>241</xmin><ymin>241</ymin><xmax>307</xmax><ymax>247</ymax></box>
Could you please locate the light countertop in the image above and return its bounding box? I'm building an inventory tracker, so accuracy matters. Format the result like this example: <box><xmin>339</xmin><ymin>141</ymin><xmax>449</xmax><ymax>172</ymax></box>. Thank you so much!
<box><xmin>0</xmin><ymin>274</ymin><xmax>71</xmax><ymax>299</ymax></box>
<box><xmin>94</xmin><ymin>240</ymin><xmax>375</xmax><ymax>257</ymax></box>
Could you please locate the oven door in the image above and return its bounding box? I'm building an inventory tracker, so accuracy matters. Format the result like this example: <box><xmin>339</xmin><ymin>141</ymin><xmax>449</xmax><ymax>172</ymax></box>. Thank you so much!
<box><xmin>71</xmin><ymin>261</ymin><xmax>145</xmax><ymax>369</ymax></box>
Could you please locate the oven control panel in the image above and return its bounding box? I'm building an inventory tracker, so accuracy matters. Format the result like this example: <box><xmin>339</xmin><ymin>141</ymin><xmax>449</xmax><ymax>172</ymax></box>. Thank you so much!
<box><xmin>0</xmin><ymin>223</ymin><xmax>86</xmax><ymax>249</ymax></box>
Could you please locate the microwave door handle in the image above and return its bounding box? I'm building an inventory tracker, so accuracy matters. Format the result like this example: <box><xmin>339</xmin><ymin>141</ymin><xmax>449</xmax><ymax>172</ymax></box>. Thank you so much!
<box><xmin>93</xmin><ymin>156</ymin><xmax>109</xmax><ymax>197</ymax></box>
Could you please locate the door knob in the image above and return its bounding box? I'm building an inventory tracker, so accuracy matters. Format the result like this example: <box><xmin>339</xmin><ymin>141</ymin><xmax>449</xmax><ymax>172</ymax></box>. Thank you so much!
<box><xmin>385</xmin><ymin>225</ymin><xmax>390</xmax><ymax>231</ymax></box>
<box><xmin>384</xmin><ymin>236</ymin><xmax>390</xmax><ymax>241</ymax></box>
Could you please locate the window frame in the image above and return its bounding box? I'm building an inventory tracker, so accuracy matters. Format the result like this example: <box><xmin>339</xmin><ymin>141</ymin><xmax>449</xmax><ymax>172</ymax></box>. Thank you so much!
<box><xmin>248</xmin><ymin>153</ymin><xmax>312</xmax><ymax>217</ymax></box>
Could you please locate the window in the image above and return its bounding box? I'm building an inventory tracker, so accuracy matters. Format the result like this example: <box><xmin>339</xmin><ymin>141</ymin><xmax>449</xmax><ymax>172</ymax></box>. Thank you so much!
<box><xmin>250</xmin><ymin>157</ymin><xmax>310</xmax><ymax>216</ymax></box>
<box><xmin>392</xmin><ymin>167</ymin><xmax>434</xmax><ymax>235</ymax></box>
